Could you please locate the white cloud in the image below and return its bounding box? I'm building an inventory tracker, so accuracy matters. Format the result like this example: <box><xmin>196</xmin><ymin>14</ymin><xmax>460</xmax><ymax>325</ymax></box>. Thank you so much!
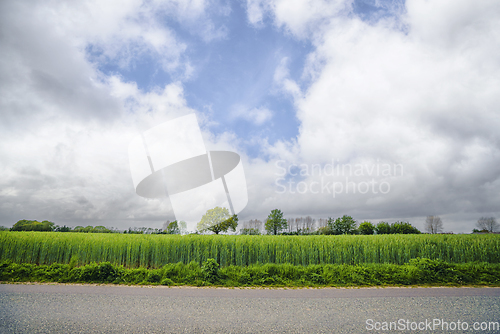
<box><xmin>273</xmin><ymin>57</ymin><xmax>302</xmax><ymax>100</ymax></box>
<box><xmin>0</xmin><ymin>0</ymin><xmax>214</xmax><ymax>228</ymax></box>
<box><xmin>272</xmin><ymin>0</ymin><xmax>352</xmax><ymax>38</ymax></box>
<box><xmin>2</xmin><ymin>0</ymin><xmax>500</xmax><ymax>234</ymax></box>
<box><xmin>230</xmin><ymin>105</ymin><xmax>273</xmax><ymax>125</ymax></box>
<box><xmin>152</xmin><ymin>0</ymin><xmax>230</xmax><ymax>42</ymax></box>
<box><xmin>236</xmin><ymin>0</ymin><xmax>500</xmax><ymax>232</ymax></box>
<box><xmin>246</xmin><ymin>0</ymin><xmax>352</xmax><ymax>38</ymax></box>
<box><xmin>33</xmin><ymin>0</ymin><xmax>190</xmax><ymax>75</ymax></box>
<box><xmin>246</xmin><ymin>0</ymin><xmax>266</xmax><ymax>27</ymax></box>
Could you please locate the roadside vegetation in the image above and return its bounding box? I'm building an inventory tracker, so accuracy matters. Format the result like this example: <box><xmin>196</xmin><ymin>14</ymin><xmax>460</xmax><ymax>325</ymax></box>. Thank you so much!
<box><xmin>1</xmin><ymin>258</ymin><xmax>499</xmax><ymax>287</ymax></box>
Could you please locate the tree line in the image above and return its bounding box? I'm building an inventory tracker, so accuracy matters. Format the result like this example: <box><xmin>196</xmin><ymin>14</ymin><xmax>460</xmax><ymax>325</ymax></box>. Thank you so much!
<box><xmin>258</xmin><ymin>210</ymin><xmax>421</xmax><ymax>235</ymax></box>
<box><xmin>2</xmin><ymin>212</ymin><xmax>498</xmax><ymax>235</ymax></box>
<box><xmin>6</xmin><ymin>220</ymin><xmax>120</xmax><ymax>233</ymax></box>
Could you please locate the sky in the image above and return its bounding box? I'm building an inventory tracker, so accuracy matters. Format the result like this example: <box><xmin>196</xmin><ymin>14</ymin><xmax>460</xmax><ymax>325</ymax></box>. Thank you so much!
<box><xmin>1</xmin><ymin>0</ymin><xmax>499</xmax><ymax>233</ymax></box>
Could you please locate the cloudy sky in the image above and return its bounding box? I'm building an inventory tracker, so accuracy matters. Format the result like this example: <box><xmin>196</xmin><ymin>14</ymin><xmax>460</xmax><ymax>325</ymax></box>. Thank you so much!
<box><xmin>1</xmin><ymin>0</ymin><xmax>499</xmax><ymax>233</ymax></box>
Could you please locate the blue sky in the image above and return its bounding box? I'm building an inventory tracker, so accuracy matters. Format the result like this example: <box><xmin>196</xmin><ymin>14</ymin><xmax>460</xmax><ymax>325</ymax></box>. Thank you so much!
<box><xmin>91</xmin><ymin>1</ymin><xmax>309</xmax><ymax>157</ymax></box>
<box><xmin>89</xmin><ymin>0</ymin><xmax>401</xmax><ymax>158</ymax></box>
<box><xmin>1</xmin><ymin>0</ymin><xmax>499</xmax><ymax>233</ymax></box>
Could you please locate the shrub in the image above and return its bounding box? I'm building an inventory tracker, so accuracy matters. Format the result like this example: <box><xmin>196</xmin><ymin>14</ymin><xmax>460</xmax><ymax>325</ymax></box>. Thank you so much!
<box><xmin>160</xmin><ymin>277</ymin><xmax>174</xmax><ymax>285</ymax></box>
<box><xmin>391</xmin><ymin>221</ymin><xmax>421</xmax><ymax>234</ymax></box>
<box><xmin>201</xmin><ymin>258</ymin><xmax>220</xmax><ymax>283</ymax></box>
<box><xmin>1</xmin><ymin>259</ymin><xmax>500</xmax><ymax>287</ymax></box>
<box><xmin>146</xmin><ymin>270</ymin><xmax>162</xmax><ymax>283</ymax></box>
<box><xmin>358</xmin><ymin>222</ymin><xmax>375</xmax><ymax>235</ymax></box>
<box><xmin>376</xmin><ymin>222</ymin><xmax>391</xmax><ymax>234</ymax></box>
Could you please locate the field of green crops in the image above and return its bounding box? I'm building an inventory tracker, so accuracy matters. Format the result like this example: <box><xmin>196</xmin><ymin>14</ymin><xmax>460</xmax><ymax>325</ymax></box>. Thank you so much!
<box><xmin>1</xmin><ymin>232</ymin><xmax>499</xmax><ymax>268</ymax></box>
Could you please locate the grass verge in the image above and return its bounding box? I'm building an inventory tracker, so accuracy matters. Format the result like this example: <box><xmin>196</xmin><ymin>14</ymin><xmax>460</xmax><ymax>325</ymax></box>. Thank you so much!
<box><xmin>1</xmin><ymin>258</ymin><xmax>500</xmax><ymax>287</ymax></box>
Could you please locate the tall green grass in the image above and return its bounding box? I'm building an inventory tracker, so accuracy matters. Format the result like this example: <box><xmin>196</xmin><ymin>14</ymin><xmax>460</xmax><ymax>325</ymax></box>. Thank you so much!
<box><xmin>0</xmin><ymin>232</ymin><xmax>499</xmax><ymax>268</ymax></box>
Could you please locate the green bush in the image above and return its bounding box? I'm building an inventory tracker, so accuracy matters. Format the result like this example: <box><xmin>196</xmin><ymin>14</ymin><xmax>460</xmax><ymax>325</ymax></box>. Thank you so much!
<box><xmin>201</xmin><ymin>258</ymin><xmax>220</xmax><ymax>283</ymax></box>
<box><xmin>358</xmin><ymin>222</ymin><xmax>375</xmax><ymax>235</ymax></box>
<box><xmin>160</xmin><ymin>277</ymin><xmax>174</xmax><ymax>285</ymax></box>
<box><xmin>1</xmin><ymin>259</ymin><xmax>500</xmax><ymax>287</ymax></box>
<box><xmin>146</xmin><ymin>270</ymin><xmax>162</xmax><ymax>283</ymax></box>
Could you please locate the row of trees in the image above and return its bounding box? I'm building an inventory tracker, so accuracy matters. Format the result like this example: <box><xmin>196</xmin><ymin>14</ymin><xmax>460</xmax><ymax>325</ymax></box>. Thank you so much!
<box><xmin>8</xmin><ymin>220</ymin><xmax>119</xmax><ymax>233</ymax></box>
<box><xmin>261</xmin><ymin>211</ymin><xmax>421</xmax><ymax>235</ymax></box>
<box><xmin>4</xmin><ymin>213</ymin><xmax>497</xmax><ymax>235</ymax></box>
<box><xmin>248</xmin><ymin>213</ymin><xmax>498</xmax><ymax>235</ymax></box>
<box><xmin>240</xmin><ymin>214</ymin><xmax>421</xmax><ymax>235</ymax></box>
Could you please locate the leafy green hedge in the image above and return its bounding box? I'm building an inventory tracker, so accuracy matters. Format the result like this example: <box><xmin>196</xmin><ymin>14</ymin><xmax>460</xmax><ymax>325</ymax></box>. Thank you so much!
<box><xmin>1</xmin><ymin>258</ymin><xmax>499</xmax><ymax>287</ymax></box>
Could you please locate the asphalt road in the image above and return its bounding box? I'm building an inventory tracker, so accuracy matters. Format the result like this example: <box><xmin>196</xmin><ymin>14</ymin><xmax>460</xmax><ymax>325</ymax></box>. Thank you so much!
<box><xmin>1</xmin><ymin>284</ymin><xmax>499</xmax><ymax>333</ymax></box>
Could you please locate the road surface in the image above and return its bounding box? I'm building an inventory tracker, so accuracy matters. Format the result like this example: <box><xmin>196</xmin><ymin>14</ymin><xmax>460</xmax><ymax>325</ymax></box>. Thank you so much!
<box><xmin>1</xmin><ymin>284</ymin><xmax>499</xmax><ymax>333</ymax></box>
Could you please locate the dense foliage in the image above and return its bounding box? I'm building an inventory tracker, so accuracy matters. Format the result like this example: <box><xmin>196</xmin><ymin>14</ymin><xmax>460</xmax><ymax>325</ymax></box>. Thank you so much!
<box><xmin>10</xmin><ymin>220</ymin><xmax>55</xmax><ymax>232</ymax></box>
<box><xmin>375</xmin><ymin>221</ymin><xmax>421</xmax><ymax>234</ymax></box>
<box><xmin>328</xmin><ymin>215</ymin><xmax>358</xmax><ymax>234</ymax></box>
<box><xmin>1</xmin><ymin>258</ymin><xmax>499</xmax><ymax>287</ymax></box>
<box><xmin>1</xmin><ymin>232</ymin><xmax>499</xmax><ymax>268</ymax></box>
<box><xmin>10</xmin><ymin>221</ymin><xmax>118</xmax><ymax>233</ymax></box>
<box><xmin>358</xmin><ymin>222</ymin><xmax>376</xmax><ymax>235</ymax></box>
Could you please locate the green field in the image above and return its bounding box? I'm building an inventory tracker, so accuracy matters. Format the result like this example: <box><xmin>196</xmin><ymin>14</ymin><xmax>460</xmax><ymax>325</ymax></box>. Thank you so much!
<box><xmin>1</xmin><ymin>232</ymin><xmax>499</xmax><ymax>268</ymax></box>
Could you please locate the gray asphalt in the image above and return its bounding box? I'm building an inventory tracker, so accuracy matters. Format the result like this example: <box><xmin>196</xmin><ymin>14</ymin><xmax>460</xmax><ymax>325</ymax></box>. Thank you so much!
<box><xmin>1</xmin><ymin>284</ymin><xmax>499</xmax><ymax>333</ymax></box>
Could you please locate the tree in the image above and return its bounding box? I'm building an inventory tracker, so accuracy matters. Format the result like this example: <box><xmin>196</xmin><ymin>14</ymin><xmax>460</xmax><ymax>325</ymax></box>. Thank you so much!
<box><xmin>240</xmin><ymin>219</ymin><xmax>263</xmax><ymax>234</ymax></box>
<box><xmin>391</xmin><ymin>221</ymin><xmax>421</xmax><ymax>234</ymax></box>
<box><xmin>73</xmin><ymin>225</ymin><xmax>93</xmax><ymax>233</ymax></box>
<box><xmin>329</xmin><ymin>215</ymin><xmax>357</xmax><ymax>235</ymax></box>
<box><xmin>425</xmin><ymin>216</ymin><xmax>443</xmax><ymax>234</ymax></box>
<box><xmin>162</xmin><ymin>220</ymin><xmax>186</xmax><ymax>234</ymax></box>
<box><xmin>375</xmin><ymin>222</ymin><xmax>391</xmax><ymax>234</ymax></box>
<box><xmin>197</xmin><ymin>207</ymin><xmax>237</xmax><ymax>234</ymax></box>
<box><xmin>93</xmin><ymin>226</ymin><xmax>112</xmax><ymax>233</ymax></box>
<box><xmin>358</xmin><ymin>221</ymin><xmax>375</xmax><ymax>235</ymax></box>
<box><xmin>55</xmin><ymin>225</ymin><xmax>71</xmax><ymax>232</ymax></box>
<box><xmin>265</xmin><ymin>209</ymin><xmax>288</xmax><ymax>235</ymax></box>
<box><xmin>221</xmin><ymin>214</ymin><xmax>238</xmax><ymax>233</ymax></box>
<box><xmin>164</xmin><ymin>220</ymin><xmax>180</xmax><ymax>234</ymax></box>
<box><xmin>476</xmin><ymin>217</ymin><xmax>498</xmax><ymax>233</ymax></box>
<box><xmin>10</xmin><ymin>220</ymin><xmax>55</xmax><ymax>232</ymax></box>
<box><xmin>317</xmin><ymin>226</ymin><xmax>334</xmax><ymax>235</ymax></box>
